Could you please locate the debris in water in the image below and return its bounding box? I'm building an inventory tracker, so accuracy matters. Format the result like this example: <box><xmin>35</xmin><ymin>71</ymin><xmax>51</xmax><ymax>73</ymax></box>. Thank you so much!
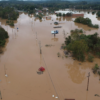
<box><xmin>94</xmin><ymin>94</ymin><xmax>100</xmax><ymax>97</ymax></box>
<box><xmin>5</xmin><ymin>74</ymin><xmax>8</xmax><ymax>77</ymax></box>
<box><xmin>8</xmin><ymin>81</ymin><xmax>10</xmax><ymax>83</ymax></box>
<box><xmin>55</xmin><ymin>96</ymin><xmax>58</xmax><ymax>98</ymax></box>
<box><xmin>52</xmin><ymin>95</ymin><xmax>54</xmax><ymax>97</ymax></box>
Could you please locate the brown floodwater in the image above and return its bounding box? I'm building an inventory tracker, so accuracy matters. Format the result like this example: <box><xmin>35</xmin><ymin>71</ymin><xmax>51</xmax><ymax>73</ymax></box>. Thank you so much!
<box><xmin>0</xmin><ymin>11</ymin><xmax>100</xmax><ymax>100</ymax></box>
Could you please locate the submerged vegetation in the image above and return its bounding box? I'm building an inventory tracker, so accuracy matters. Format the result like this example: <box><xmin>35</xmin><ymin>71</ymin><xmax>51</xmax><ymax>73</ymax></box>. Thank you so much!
<box><xmin>6</xmin><ymin>20</ymin><xmax>14</xmax><ymax>26</ymax></box>
<box><xmin>64</xmin><ymin>29</ymin><xmax>100</xmax><ymax>62</ymax></box>
<box><xmin>96</xmin><ymin>11</ymin><xmax>100</xmax><ymax>17</ymax></box>
<box><xmin>74</xmin><ymin>17</ymin><xmax>99</xmax><ymax>28</ymax></box>
<box><xmin>56</xmin><ymin>12</ymin><xmax>72</xmax><ymax>17</ymax></box>
<box><xmin>0</xmin><ymin>27</ymin><xmax>9</xmax><ymax>53</ymax></box>
<box><xmin>34</xmin><ymin>12</ymin><xmax>44</xmax><ymax>20</ymax></box>
<box><xmin>92</xmin><ymin>64</ymin><xmax>100</xmax><ymax>76</ymax></box>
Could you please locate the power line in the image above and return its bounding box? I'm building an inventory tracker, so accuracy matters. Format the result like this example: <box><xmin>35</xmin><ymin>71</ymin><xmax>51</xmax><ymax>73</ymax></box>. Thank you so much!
<box><xmin>35</xmin><ymin>32</ymin><xmax>60</xmax><ymax>100</ymax></box>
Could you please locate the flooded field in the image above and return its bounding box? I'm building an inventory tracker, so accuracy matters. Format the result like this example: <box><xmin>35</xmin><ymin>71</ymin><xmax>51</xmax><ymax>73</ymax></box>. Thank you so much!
<box><xmin>0</xmin><ymin>11</ymin><xmax>100</xmax><ymax>100</ymax></box>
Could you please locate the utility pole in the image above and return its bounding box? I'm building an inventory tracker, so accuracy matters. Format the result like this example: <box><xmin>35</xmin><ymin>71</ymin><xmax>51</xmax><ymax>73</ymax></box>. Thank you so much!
<box><xmin>87</xmin><ymin>72</ymin><xmax>90</xmax><ymax>91</ymax></box>
<box><xmin>63</xmin><ymin>30</ymin><xmax>65</xmax><ymax>38</ymax></box>
<box><xmin>36</xmin><ymin>32</ymin><xmax>37</xmax><ymax>40</ymax></box>
<box><xmin>39</xmin><ymin>41</ymin><xmax>42</xmax><ymax>54</ymax></box>
<box><xmin>4</xmin><ymin>65</ymin><xmax>6</xmax><ymax>75</ymax></box>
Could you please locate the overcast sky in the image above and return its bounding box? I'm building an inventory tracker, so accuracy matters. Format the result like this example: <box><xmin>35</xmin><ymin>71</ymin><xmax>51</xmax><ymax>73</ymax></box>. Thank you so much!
<box><xmin>0</xmin><ymin>0</ymin><xmax>98</xmax><ymax>1</ymax></box>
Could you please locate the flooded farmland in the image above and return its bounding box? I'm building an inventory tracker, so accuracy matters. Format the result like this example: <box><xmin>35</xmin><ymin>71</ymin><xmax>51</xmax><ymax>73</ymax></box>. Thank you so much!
<box><xmin>0</xmin><ymin>10</ymin><xmax>100</xmax><ymax>100</ymax></box>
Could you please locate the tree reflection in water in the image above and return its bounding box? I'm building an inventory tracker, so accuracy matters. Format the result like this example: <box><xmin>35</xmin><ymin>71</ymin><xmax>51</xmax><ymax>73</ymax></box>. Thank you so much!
<box><xmin>67</xmin><ymin>62</ymin><xmax>86</xmax><ymax>84</ymax></box>
<box><xmin>51</xmin><ymin>37</ymin><xmax>58</xmax><ymax>41</ymax></box>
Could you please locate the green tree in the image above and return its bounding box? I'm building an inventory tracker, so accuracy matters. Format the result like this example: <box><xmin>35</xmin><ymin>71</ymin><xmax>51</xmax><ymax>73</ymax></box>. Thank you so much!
<box><xmin>87</xmin><ymin>54</ymin><xmax>94</xmax><ymax>62</ymax></box>
<box><xmin>67</xmin><ymin>40</ymin><xmax>88</xmax><ymax>61</ymax></box>
<box><xmin>97</xmin><ymin>11</ymin><xmax>100</xmax><ymax>17</ymax></box>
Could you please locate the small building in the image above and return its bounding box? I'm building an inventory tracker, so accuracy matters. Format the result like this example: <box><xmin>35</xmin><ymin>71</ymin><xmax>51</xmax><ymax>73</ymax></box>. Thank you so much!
<box><xmin>36</xmin><ymin>12</ymin><xmax>39</xmax><ymax>15</ymax></box>
<box><xmin>42</xmin><ymin>7</ymin><xmax>48</xmax><ymax>11</ymax></box>
<box><xmin>45</xmin><ymin>16</ymin><xmax>51</xmax><ymax>20</ymax></box>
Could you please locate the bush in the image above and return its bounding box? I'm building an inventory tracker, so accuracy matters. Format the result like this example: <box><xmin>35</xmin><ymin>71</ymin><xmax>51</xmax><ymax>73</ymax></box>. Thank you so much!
<box><xmin>77</xmin><ymin>53</ymin><xmax>85</xmax><ymax>62</ymax></box>
<box><xmin>63</xmin><ymin>13</ymin><xmax>65</xmax><ymax>17</ymax></box>
<box><xmin>92</xmin><ymin>11</ymin><xmax>95</xmax><ymax>14</ymax></box>
<box><xmin>57</xmin><ymin>52</ymin><xmax>60</xmax><ymax>57</ymax></box>
<box><xmin>0</xmin><ymin>40</ymin><xmax>6</xmax><ymax>47</ymax></box>
<box><xmin>92</xmin><ymin>64</ymin><xmax>99</xmax><ymax>74</ymax></box>
<box><xmin>96</xmin><ymin>11</ymin><xmax>100</xmax><ymax>17</ymax></box>
<box><xmin>93</xmin><ymin>24</ymin><xmax>99</xmax><ymax>28</ymax></box>
<box><xmin>6</xmin><ymin>20</ymin><xmax>9</xmax><ymax>23</ymax></box>
<box><xmin>88</xmin><ymin>54</ymin><xmax>94</xmax><ymax>62</ymax></box>
<box><xmin>79</xmin><ymin>29</ymin><xmax>83</xmax><ymax>33</ymax></box>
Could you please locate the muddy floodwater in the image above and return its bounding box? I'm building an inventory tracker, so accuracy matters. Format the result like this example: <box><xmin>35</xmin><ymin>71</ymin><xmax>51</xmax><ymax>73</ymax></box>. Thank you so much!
<box><xmin>0</xmin><ymin>11</ymin><xmax>100</xmax><ymax>100</ymax></box>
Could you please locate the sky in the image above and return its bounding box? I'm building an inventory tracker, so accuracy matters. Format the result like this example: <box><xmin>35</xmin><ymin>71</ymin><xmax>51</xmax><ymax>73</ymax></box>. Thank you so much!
<box><xmin>0</xmin><ymin>0</ymin><xmax>99</xmax><ymax>1</ymax></box>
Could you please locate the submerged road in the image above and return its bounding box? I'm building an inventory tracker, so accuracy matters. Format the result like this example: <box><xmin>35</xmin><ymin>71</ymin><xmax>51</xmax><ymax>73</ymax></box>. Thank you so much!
<box><xmin>0</xmin><ymin>13</ymin><xmax>100</xmax><ymax>100</ymax></box>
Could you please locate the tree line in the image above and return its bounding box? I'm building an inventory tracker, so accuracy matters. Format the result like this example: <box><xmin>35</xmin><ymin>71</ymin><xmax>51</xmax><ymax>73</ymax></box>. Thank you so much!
<box><xmin>74</xmin><ymin>17</ymin><xmax>99</xmax><ymax>28</ymax></box>
<box><xmin>64</xmin><ymin>29</ymin><xmax>100</xmax><ymax>62</ymax></box>
<box><xmin>0</xmin><ymin>6</ymin><xmax>19</xmax><ymax>20</ymax></box>
<box><xmin>0</xmin><ymin>1</ymin><xmax>100</xmax><ymax>14</ymax></box>
<box><xmin>0</xmin><ymin>27</ymin><xmax>9</xmax><ymax>53</ymax></box>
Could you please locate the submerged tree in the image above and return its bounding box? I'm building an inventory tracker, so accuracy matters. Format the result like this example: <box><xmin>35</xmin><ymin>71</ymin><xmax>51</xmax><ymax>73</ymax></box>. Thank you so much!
<box><xmin>67</xmin><ymin>40</ymin><xmax>88</xmax><ymax>61</ymax></box>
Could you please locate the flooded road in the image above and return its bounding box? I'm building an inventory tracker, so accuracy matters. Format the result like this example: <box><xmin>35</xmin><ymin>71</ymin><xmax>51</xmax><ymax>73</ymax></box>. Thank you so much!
<box><xmin>0</xmin><ymin>11</ymin><xmax>100</xmax><ymax>100</ymax></box>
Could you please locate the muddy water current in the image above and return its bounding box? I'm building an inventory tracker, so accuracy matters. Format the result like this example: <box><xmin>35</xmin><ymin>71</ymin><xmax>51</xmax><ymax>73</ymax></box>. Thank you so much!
<box><xmin>0</xmin><ymin>11</ymin><xmax>100</xmax><ymax>100</ymax></box>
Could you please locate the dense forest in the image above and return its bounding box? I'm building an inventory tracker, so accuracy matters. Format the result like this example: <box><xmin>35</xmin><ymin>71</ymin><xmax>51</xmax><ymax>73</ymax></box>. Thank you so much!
<box><xmin>0</xmin><ymin>6</ymin><xmax>19</xmax><ymax>20</ymax></box>
<box><xmin>0</xmin><ymin>1</ymin><xmax>100</xmax><ymax>14</ymax></box>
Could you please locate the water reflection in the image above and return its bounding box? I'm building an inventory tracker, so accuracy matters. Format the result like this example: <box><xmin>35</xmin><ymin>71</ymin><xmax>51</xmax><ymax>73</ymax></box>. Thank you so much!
<box><xmin>51</xmin><ymin>37</ymin><xmax>58</xmax><ymax>41</ymax></box>
<box><xmin>59</xmin><ymin>17</ymin><xmax>61</xmax><ymax>21</ymax></box>
<box><xmin>67</xmin><ymin>63</ymin><xmax>86</xmax><ymax>84</ymax></box>
<box><xmin>0</xmin><ymin>18</ymin><xmax>17</xmax><ymax>28</ymax></box>
<box><xmin>74</xmin><ymin>22</ymin><xmax>97</xmax><ymax>31</ymax></box>
<box><xmin>97</xmin><ymin>17</ymin><xmax>100</xmax><ymax>21</ymax></box>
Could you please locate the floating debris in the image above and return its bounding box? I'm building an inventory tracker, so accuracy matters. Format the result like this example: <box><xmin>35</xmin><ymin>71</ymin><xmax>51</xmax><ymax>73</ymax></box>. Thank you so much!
<box><xmin>8</xmin><ymin>81</ymin><xmax>10</xmax><ymax>83</ymax></box>
<box><xmin>94</xmin><ymin>94</ymin><xmax>100</xmax><ymax>97</ymax></box>
<box><xmin>57</xmin><ymin>52</ymin><xmax>60</xmax><ymax>57</ymax></box>
<box><xmin>55</xmin><ymin>96</ymin><xmax>58</xmax><ymax>98</ymax></box>
<box><xmin>37</xmin><ymin>71</ymin><xmax>43</xmax><ymax>75</ymax></box>
<box><xmin>45</xmin><ymin>44</ymin><xmax>54</xmax><ymax>47</ymax></box>
<box><xmin>5</xmin><ymin>74</ymin><xmax>8</xmax><ymax>77</ymax></box>
<box><xmin>52</xmin><ymin>95</ymin><xmax>54</xmax><ymax>97</ymax></box>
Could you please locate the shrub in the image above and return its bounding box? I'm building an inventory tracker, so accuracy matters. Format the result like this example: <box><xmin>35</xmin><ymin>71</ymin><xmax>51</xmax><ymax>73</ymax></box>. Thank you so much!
<box><xmin>92</xmin><ymin>64</ymin><xmax>99</xmax><ymax>74</ymax></box>
<box><xmin>87</xmin><ymin>54</ymin><xmax>94</xmax><ymax>62</ymax></box>
<box><xmin>98</xmin><ymin>71</ymin><xmax>100</xmax><ymax>75</ymax></box>
<box><xmin>6</xmin><ymin>20</ymin><xmax>9</xmax><ymax>23</ymax></box>
<box><xmin>57</xmin><ymin>52</ymin><xmax>60</xmax><ymax>57</ymax></box>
